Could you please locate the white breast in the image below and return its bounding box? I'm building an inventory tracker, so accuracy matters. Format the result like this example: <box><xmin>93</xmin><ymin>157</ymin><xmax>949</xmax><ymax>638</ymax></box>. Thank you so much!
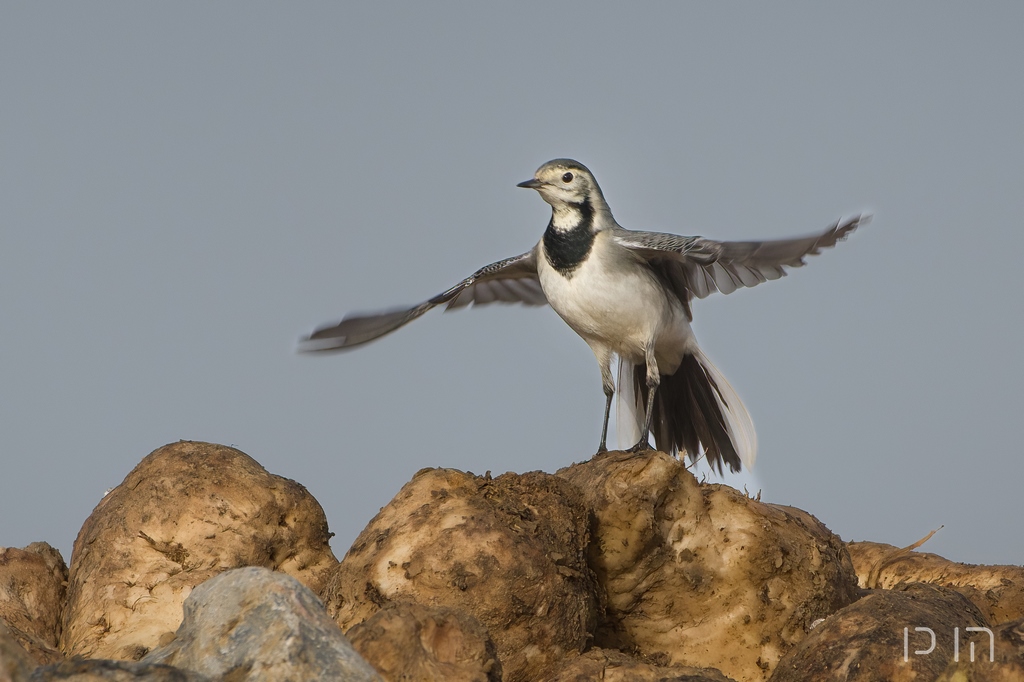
<box><xmin>538</xmin><ymin>231</ymin><xmax>693</xmax><ymax>371</ymax></box>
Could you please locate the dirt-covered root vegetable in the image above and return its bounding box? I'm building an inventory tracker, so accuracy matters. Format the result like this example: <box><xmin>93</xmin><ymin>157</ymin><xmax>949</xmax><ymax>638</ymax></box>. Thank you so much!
<box><xmin>1</xmin><ymin>620</ymin><xmax>40</xmax><ymax>680</ymax></box>
<box><xmin>556</xmin><ymin>450</ymin><xmax>861</xmax><ymax>682</ymax></box>
<box><xmin>322</xmin><ymin>468</ymin><xmax>599</xmax><ymax>682</ymax></box>
<box><xmin>0</xmin><ymin>542</ymin><xmax>66</xmax><ymax>665</ymax></box>
<box><xmin>347</xmin><ymin>601</ymin><xmax>501</xmax><ymax>682</ymax></box>
<box><xmin>550</xmin><ymin>647</ymin><xmax>738</xmax><ymax>682</ymax></box>
<box><xmin>848</xmin><ymin>540</ymin><xmax>1024</xmax><ymax>625</ymax></box>
<box><xmin>936</xmin><ymin>616</ymin><xmax>1024</xmax><ymax>682</ymax></box>
<box><xmin>771</xmin><ymin>582</ymin><xmax>990</xmax><ymax>682</ymax></box>
<box><xmin>60</xmin><ymin>441</ymin><xmax>339</xmax><ymax>661</ymax></box>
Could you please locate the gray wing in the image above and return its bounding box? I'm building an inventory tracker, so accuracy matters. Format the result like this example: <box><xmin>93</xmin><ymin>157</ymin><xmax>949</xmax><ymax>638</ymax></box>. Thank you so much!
<box><xmin>298</xmin><ymin>250</ymin><xmax>545</xmax><ymax>352</ymax></box>
<box><xmin>612</xmin><ymin>214</ymin><xmax>869</xmax><ymax>300</ymax></box>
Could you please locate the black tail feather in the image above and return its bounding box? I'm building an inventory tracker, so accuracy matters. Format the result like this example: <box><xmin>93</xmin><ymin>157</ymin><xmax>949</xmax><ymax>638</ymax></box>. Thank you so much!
<box><xmin>634</xmin><ymin>353</ymin><xmax>742</xmax><ymax>474</ymax></box>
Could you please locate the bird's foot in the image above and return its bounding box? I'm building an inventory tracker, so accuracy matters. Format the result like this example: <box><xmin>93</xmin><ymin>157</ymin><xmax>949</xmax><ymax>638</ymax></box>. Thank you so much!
<box><xmin>627</xmin><ymin>439</ymin><xmax>653</xmax><ymax>453</ymax></box>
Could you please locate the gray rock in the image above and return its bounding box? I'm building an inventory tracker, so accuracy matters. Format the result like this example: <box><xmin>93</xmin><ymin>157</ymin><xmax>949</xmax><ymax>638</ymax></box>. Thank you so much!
<box><xmin>144</xmin><ymin>567</ymin><xmax>381</xmax><ymax>682</ymax></box>
<box><xmin>28</xmin><ymin>660</ymin><xmax>211</xmax><ymax>681</ymax></box>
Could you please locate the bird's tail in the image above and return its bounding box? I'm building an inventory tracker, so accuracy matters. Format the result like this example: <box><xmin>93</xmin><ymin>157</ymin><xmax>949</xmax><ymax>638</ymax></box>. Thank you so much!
<box><xmin>616</xmin><ymin>347</ymin><xmax>757</xmax><ymax>474</ymax></box>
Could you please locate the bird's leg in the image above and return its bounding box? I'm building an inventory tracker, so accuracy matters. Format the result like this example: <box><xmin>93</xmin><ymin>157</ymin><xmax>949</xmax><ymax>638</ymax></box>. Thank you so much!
<box><xmin>628</xmin><ymin>348</ymin><xmax>660</xmax><ymax>453</ymax></box>
<box><xmin>595</xmin><ymin>347</ymin><xmax>615</xmax><ymax>454</ymax></box>
<box><xmin>598</xmin><ymin>384</ymin><xmax>614</xmax><ymax>453</ymax></box>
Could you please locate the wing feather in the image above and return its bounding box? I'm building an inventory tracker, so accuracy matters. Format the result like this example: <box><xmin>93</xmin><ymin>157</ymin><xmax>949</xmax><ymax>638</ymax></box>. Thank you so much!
<box><xmin>473</xmin><ymin>281</ymin><xmax>498</xmax><ymax>305</ymax></box>
<box><xmin>612</xmin><ymin>214</ymin><xmax>868</xmax><ymax>301</ymax></box>
<box><xmin>299</xmin><ymin>250</ymin><xmax>544</xmax><ymax>352</ymax></box>
<box><xmin>503</xmin><ymin>278</ymin><xmax>546</xmax><ymax>304</ymax></box>
<box><xmin>491</xmin><ymin>279</ymin><xmax>522</xmax><ymax>303</ymax></box>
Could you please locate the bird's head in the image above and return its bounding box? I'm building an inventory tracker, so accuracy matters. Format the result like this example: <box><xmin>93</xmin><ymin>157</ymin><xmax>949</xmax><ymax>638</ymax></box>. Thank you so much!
<box><xmin>517</xmin><ymin>159</ymin><xmax>612</xmax><ymax>222</ymax></box>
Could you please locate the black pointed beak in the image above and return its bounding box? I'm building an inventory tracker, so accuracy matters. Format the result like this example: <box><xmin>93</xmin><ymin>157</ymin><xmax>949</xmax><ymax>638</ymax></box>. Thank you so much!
<box><xmin>516</xmin><ymin>178</ymin><xmax>544</xmax><ymax>189</ymax></box>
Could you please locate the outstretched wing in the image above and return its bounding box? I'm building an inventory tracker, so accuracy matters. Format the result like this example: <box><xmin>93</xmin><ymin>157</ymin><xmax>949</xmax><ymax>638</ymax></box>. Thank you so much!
<box><xmin>298</xmin><ymin>250</ymin><xmax>545</xmax><ymax>352</ymax></box>
<box><xmin>612</xmin><ymin>214</ymin><xmax>868</xmax><ymax>300</ymax></box>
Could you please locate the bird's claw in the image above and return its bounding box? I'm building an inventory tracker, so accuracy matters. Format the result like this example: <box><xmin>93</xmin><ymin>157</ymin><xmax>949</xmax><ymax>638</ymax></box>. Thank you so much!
<box><xmin>627</xmin><ymin>439</ymin><xmax>652</xmax><ymax>453</ymax></box>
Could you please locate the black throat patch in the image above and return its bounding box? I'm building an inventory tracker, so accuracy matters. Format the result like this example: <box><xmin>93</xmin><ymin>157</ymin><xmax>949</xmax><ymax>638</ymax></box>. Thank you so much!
<box><xmin>542</xmin><ymin>199</ymin><xmax>595</xmax><ymax>277</ymax></box>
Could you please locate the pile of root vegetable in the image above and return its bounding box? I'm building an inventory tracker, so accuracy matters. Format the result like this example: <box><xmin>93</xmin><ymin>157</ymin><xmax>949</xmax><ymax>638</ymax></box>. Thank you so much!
<box><xmin>2</xmin><ymin>441</ymin><xmax>1022</xmax><ymax>681</ymax></box>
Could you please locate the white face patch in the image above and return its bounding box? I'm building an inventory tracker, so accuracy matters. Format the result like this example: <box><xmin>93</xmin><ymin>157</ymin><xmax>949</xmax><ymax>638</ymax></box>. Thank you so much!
<box><xmin>534</xmin><ymin>166</ymin><xmax>591</xmax><ymax>206</ymax></box>
<box><xmin>525</xmin><ymin>160</ymin><xmax>615</xmax><ymax>232</ymax></box>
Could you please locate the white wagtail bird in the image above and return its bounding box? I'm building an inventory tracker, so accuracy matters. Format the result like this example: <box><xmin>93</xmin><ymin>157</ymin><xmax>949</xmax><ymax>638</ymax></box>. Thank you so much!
<box><xmin>301</xmin><ymin>159</ymin><xmax>867</xmax><ymax>473</ymax></box>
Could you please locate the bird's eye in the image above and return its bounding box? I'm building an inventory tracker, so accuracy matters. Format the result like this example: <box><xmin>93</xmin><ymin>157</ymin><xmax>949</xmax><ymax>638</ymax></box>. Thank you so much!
<box><xmin>562</xmin><ymin>172</ymin><xmax>574</xmax><ymax>183</ymax></box>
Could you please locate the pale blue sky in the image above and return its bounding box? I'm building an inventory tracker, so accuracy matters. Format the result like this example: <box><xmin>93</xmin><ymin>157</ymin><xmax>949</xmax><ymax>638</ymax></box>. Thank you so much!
<box><xmin>2</xmin><ymin>3</ymin><xmax>1022</xmax><ymax>565</ymax></box>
